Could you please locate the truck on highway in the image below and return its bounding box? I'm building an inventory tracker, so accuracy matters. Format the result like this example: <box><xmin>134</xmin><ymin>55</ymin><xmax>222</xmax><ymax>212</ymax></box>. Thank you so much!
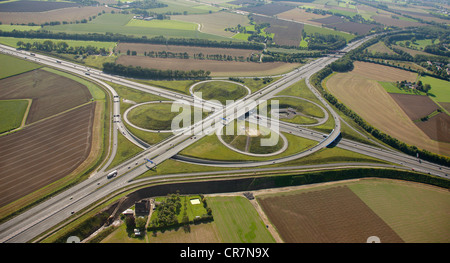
<box><xmin>106</xmin><ymin>170</ymin><xmax>117</xmax><ymax>179</ymax></box>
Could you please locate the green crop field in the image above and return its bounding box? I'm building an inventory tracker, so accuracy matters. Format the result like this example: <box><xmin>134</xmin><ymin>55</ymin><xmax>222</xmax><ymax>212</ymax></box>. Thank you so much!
<box><xmin>44</xmin><ymin>13</ymin><xmax>230</xmax><ymax>41</ymax></box>
<box><xmin>0</xmin><ymin>24</ymin><xmax>40</xmax><ymax>32</ymax></box>
<box><xmin>418</xmin><ymin>76</ymin><xmax>450</xmax><ymax>103</ymax></box>
<box><xmin>0</xmin><ymin>99</ymin><xmax>29</xmax><ymax>134</ymax></box>
<box><xmin>0</xmin><ymin>54</ymin><xmax>41</xmax><ymax>79</ymax></box>
<box><xmin>303</xmin><ymin>24</ymin><xmax>354</xmax><ymax>42</ymax></box>
<box><xmin>126</xmin><ymin>19</ymin><xmax>197</xmax><ymax>31</ymax></box>
<box><xmin>149</xmin><ymin>0</ymin><xmax>220</xmax><ymax>14</ymax></box>
<box><xmin>379</xmin><ymin>81</ymin><xmax>427</xmax><ymax>96</ymax></box>
<box><xmin>207</xmin><ymin>196</ymin><xmax>275</xmax><ymax>243</ymax></box>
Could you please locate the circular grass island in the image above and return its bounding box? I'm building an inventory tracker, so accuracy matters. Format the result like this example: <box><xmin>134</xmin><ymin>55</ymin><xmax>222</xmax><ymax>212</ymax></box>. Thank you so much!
<box><xmin>218</xmin><ymin>120</ymin><xmax>288</xmax><ymax>156</ymax></box>
<box><xmin>261</xmin><ymin>96</ymin><xmax>328</xmax><ymax>126</ymax></box>
<box><xmin>190</xmin><ymin>80</ymin><xmax>251</xmax><ymax>105</ymax></box>
<box><xmin>125</xmin><ymin>101</ymin><xmax>210</xmax><ymax>132</ymax></box>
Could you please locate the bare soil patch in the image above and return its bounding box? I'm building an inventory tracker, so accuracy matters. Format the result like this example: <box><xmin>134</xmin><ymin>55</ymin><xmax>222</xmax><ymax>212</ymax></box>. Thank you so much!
<box><xmin>116</xmin><ymin>56</ymin><xmax>300</xmax><ymax>77</ymax></box>
<box><xmin>277</xmin><ymin>8</ymin><xmax>330</xmax><ymax>26</ymax></box>
<box><xmin>0</xmin><ymin>69</ymin><xmax>92</xmax><ymax>125</ymax></box>
<box><xmin>372</xmin><ymin>15</ymin><xmax>425</xmax><ymax>28</ymax></box>
<box><xmin>0</xmin><ymin>103</ymin><xmax>96</xmax><ymax>208</ymax></box>
<box><xmin>253</xmin><ymin>15</ymin><xmax>304</xmax><ymax>47</ymax></box>
<box><xmin>258</xmin><ymin>186</ymin><xmax>403</xmax><ymax>243</ymax></box>
<box><xmin>415</xmin><ymin>113</ymin><xmax>450</xmax><ymax>143</ymax></box>
<box><xmin>389</xmin><ymin>93</ymin><xmax>440</xmax><ymax>121</ymax></box>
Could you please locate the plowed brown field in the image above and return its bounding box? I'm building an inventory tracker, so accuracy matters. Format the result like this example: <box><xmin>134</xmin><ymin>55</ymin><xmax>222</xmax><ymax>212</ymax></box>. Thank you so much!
<box><xmin>258</xmin><ymin>186</ymin><xmax>403</xmax><ymax>243</ymax></box>
<box><xmin>0</xmin><ymin>103</ymin><xmax>96</xmax><ymax>208</ymax></box>
<box><xmin>0</xmin><ymin>69</ymin><xmax>92</xmax><ymax>125</ymax></box>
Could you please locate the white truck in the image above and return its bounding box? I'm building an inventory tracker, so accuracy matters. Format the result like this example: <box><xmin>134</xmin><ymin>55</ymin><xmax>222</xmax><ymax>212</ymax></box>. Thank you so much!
<box><xmin>106</xmin><ymin>170</ymin><xmax>117</xmax><ymax>179</ymax></box>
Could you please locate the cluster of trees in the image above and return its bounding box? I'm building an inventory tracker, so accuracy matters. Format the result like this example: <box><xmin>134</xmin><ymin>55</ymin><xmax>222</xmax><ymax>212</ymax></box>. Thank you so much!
<box><xmin>261</xmin><ymin>50</ymin><xmax>322</xmax><ymax>63</ymax></box>
<box><xmin>102</xmin><ymin>62</ymin><xmax>210</xmax><ymax>80</ymax></box>
<box><xmin>311</xmin><ymin>63</ymin><xmax>450</xmax><ymax>167</ymax></box>
<box><xmin>0</xmin><ymin>30</ymin><xmax>265</xmax><ymax>50</ymax></box>
<box><xmin>16</xmin><ymin>40</ymin><xmax>108</xmax><ymax>56</ymax></box>
<box><xmin>147</xmin><ymin>193</ymin><xmax>213</xmax><ymax>233</ymax></box>
<box><xmin>307</xmin><ymin>33</ymin><xmax>347</xmax><ymax>50</ymax></box>
<box><xmin>330</xmin><ymin>58</ymin><xmax>354</xmax><ymax>72</ymax></box>
<box><xmin>396</xmin><ymin>80</ymin><xmax>432</xmax><ymax>94</ymax></box>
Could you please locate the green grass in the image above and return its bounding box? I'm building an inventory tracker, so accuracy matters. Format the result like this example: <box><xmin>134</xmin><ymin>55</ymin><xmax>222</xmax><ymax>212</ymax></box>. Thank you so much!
<box><xmin>106</xmin><ymin>131</ymin><xmax>143</xmax><ymax>170</ymax></box>
<box><xmin>349</xmin><ymin>179</ymin><xmax>450</xmax><ymax>243</ymax></box>
<box><xmin>0</xmin><ymin>99</ymin><xmax>29</xmax><ymax>133</ymax></box>
<box><xmin>0</xmin><ymin>53</ymin><xmax>41</xmax><ymax>79</ymax></box>
<box><xmin>149</xmin><ymin>0</ymin><xmax>220</xmax><ymax>14</ymax></box>
<box><xmin>126</xmin><ymin>19</ymin><xmax>197</xmax><ymax>31</ymax></box>
<box><xmin>418</xmin><ymin>76</ymin><xmax>450</xmax><ymax>103</ymax></box>
<box><xmin>208</xmin><ymin>196</ymin><xmax>275</xmax><ymax>243</ymax></box>
<box><xmin>43</xmin><ymin>13</ymin><xmax>230</xmax><ymax>41</ymax></box>
<box><xmin>379</xmin><ymin>81</ymin><xmax>427</xmax><ymax>96</ymax></box>
<box><xmin>193</xmin><ymin>81</ymin><xmax>248</xmax><ymax>105</ymax></box>
<box><xmin>150</xmin><ymin>195</ymin><xmax>207</xmax><ymax>225</ymax></box>
<box><xmin>0</xmin><ymin>25</ymin><xmax>40</xmax><ymax>32</ymax></box>
<box><xmin>232</xmin><ymin>32</ymin><xmax>251</xmax><ymax>41</ymax></box>
<box><xmin>303</xmin><ymin>24</ymin><xmax>354</xmax><ymax>42</ymax></box>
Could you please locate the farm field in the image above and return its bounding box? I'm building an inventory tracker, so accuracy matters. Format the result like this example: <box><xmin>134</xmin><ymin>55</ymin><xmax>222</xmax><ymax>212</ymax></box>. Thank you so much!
<box><xmin>253</xmin><ymin>15</ymin><xmax>304</xmax><ymax>47</ymax></box>
<box><xmin>258</xmin><ymin>185</ymin><xmax>403</xmax><ymax>242</ymax></box>
<box><xmin>389</xmin><ymin>93</ymin><xmax>440</xmax><ymax>121</ymax></box>
<box><xmin>325</xmin><ymin>62</ymin><xmax>450</xmax><ymax>156</ymax></box>
<box><xmin>207</xmin><ymin>196</ymin><xmax>275</xmax><ymax>243</ymax></box>
<box><xmin>116</xmin><ymin>42</ymin><xmax>260</xmax><ymax>58</ymax></box>
<box><xmin>277</xmin><ymin>8</ymin><xmax>331</xmax><ymax>26</ymax></box>
<box><xmin>418</xmin><ymin>76</ymin><xmax>450</xmax><ymax>104</ymax></box>
<box><xmin>116</xmin><ymin>56</ymin><xmax>300</xmax><ymax>77</ymax></box>
<box><xmin>0</xmin><ymin>69</ymin><xmax>92</xmax><ymax>125</ymax></box>
<box><xmin>366</xmin><ymin>42</ymin><xmax>396</xmax><ymax>55</ymax></box>
<box><xmin>44</xmin><ymin>13</ymin><xmax>232</xmax><ymax>41</ymax></box>
<box><xmin>415</xmin><ymin>113</ymin><xmax>450</xmax><ymax>143</ymax></box>
<box><xmin>0</xmin><ymin>0</ymin><xmax>77</xmax><ymax>12</ymax></box>
<box><xmin>0</xmin><ymin>102</ymin><xmax>96</xmax><ymax>209</ymax></box>
<box><xmin>256</xmin><ymin>178</ymin><xmax>450</xmax><ymax>243</ymax></box>
<box><xmin>0</xmin><ymin>5</ymin><xmax>113</xmax><ymax>25</ymax></box>
<box><xmin>0</xmin><ymin>54</ymin><xmax>41</xmax><ymax>79</ymax></box>
<box><xmin>0</xmin><ymin>36</ymin><xmax>117</xmax><ymax>50</ymax></box>
<box><xmin>172</xmin><ymin>11</ymin><xmax>251</xmax><ymax>38</ymax></box>
<box><xmin>0</xmin><ymin>99</ymin><xmax>29</xmax><ymax>134</ymax></box>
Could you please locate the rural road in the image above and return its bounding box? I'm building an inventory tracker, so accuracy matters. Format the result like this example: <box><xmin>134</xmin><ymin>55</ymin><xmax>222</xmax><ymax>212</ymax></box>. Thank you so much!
<box><xmin>0</xmin><ymin>33</ymin><xmax>448</xmax><ymax>243</ymax></box>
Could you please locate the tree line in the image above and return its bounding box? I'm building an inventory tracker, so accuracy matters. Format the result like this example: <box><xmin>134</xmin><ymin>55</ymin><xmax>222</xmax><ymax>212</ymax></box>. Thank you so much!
<box><xmin>102</xmin><ymin>62</ymin><xmax>210</xmax><ymax>80</ymax></box>
<box><xmin>16</xmin><ymin>40</ymin><xmax>108</xmax><ymax>56</ymax></box>
<box><xmin>0</xmin><ymin>29</ymin><xmax>265</xmax><ymax>50</ymax></box>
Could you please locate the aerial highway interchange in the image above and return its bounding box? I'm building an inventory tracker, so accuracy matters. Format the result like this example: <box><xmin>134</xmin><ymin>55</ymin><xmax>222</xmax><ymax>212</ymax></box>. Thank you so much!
<box><xmin>0</xmin><ymin>34</ymin><xmax>448</xmax><ymax>243</ymax></box>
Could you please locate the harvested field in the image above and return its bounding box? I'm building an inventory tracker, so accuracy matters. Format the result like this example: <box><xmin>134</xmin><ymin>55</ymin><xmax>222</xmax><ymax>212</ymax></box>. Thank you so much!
<box><xmin>440</xmin><ymin>102</ymin><xmax>450</xmax><ymax>113</ymax></box>
<box><xmin>117</xmin><ymin>42</ymin><xmax>260</xmax><ymax>57</ymax></box>
<box><xmin>326</xmin><ymin>63</ymin><xmax>450</xmax><ymax>156</ymax></box>
<box><xmin>240</xmin><ymin>2</ymin><xmax>296</xmax><ymax>16</ymax></box>
<box><xmin>389</xmin><ymin>93</ymin><xmax>440</xmax><ymax>121</ymax></box>
<box><xmin>116</xmin><ymin>56</ymin><xmax>300</xmax><ymax>77</ymax></box>
<box><xmin>0</xmin><ymin>69</ymin><xmax>92</xmax><ymax>125</ymax></box>
<box><xmin>372</xmin><ymin>15</ymin><xmax>424</xmax><ymax>28</ymax></box>
<box><xmin>172</xmin><ymin>12</ymin><xmax>251</xmax><ymax>38</ymax></box>
<box><xmin>350</xmin><ymin>61</ymin><xmax>417</xmax><ymax>82</ymax></box>
<box><xmin>415</xmin><ymin>113</ymin><xmax>450</xmax><ymax>143</ymax></box>
<box><xmin>253</xmin><ymin>15</ymin><xmax>304</xmax><ymax>47</ymax></box>
<box><xmin>312</xmin><ymin>15</ymin><xmax>346</xmax><ymax>25</ymax></box>
<box><xmin>277</xmin><ymin>8</ymin><xmax>331</xmax><ymax>26</ymax></box>
<box><xmin>0</xmin><ymin>6</ymin><xmax>113</xmax><ymax>24</ymax></box>
<box><xmin>0</xmin><ymin>103</ymin><xmax>96</xmax><ymax>208</ymax></box>
<box><xmin>324</xmin><ymin>21</ymin><xmax>377</xmax><ymax>35</ymax></box>
<box><xmin>0</xmin><ymin>1</ymin><xmax>77</xmax><ymax>12</ymax></box>
<box><xmin>258</xmin><ymin>186</ymin><xmax>404</xmax><ymax>243</ymax></box>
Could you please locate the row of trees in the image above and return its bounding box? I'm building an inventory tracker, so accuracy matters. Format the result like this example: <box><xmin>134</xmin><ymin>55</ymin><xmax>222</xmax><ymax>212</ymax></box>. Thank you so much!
<box><xmin>16</xmin><ymin>40</ymin><xmax>108</xmax><ymax>56</ymax></box>
<box><xmin>102</xmin><ymin>62</ymin><xmax>210</xmax><ymax>80</ymax></box>
<box><xmin>0</xmin><ymin>30</ymin><xmax>265</xmax><ymax>50</ymax></box>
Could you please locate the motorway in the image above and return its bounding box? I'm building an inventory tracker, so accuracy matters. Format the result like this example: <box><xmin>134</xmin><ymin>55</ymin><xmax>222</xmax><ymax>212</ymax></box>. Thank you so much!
<box><xmin>0</xmin><ymin>34</ymin><xmax>449</xmax><ymax>243</ymax></box>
